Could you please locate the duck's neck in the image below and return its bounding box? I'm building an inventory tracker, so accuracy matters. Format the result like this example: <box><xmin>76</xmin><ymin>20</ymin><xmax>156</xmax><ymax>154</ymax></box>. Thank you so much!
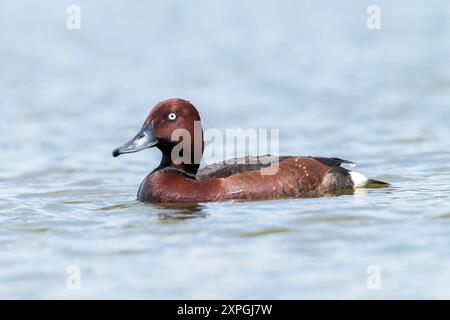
<box><xmin>157</xmin><ymin>145</ymin><xmax>202</xmax><ymax>176</ymax></box>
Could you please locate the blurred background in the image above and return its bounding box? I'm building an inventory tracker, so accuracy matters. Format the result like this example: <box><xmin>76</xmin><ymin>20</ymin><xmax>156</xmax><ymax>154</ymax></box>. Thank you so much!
<box><xmin>1</xmin><ymin>0</ymin><xmax>450</xmax><ymax>298</ymax></box>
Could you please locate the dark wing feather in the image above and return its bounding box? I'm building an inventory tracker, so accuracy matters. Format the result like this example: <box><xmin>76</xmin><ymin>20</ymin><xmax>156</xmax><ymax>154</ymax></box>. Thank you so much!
<box><xmin>197</xmin><ymin>155</ymin><xmax>290</xmax><ymax>179</ymax></box>
<box><xmin>309</xmin><ymin>157</ymin><xmax>354</xmax><ymax>167</ymax></box>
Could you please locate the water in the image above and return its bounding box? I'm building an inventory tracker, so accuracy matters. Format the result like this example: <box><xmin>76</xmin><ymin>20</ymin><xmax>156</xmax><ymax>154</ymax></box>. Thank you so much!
<box><xmin>1</xmin><ymin>0</ymin><xmax>450</xmax><ymax>298</ymax></box>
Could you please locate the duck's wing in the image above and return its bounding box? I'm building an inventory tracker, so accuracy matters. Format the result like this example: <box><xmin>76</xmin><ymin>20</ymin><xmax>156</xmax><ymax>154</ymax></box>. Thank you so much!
<box><xmin>197</xmin><ymin>155</ymin><xmax>290</xmax><ymax>179</ymax></box>
<box><xmin>198</xmin><ymin>156</ymin><xmax>354</xmax><ymax>179</ymax></box>
<box><xmin>309</xmin><ymin>157</ymin><xmax>355</xmax><ymax>167</ymax></box>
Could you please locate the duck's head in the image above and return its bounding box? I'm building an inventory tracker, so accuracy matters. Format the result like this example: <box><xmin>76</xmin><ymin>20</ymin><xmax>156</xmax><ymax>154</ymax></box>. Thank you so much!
<box><xmin>113</xmin><ymin>99</ymin><xmax>203</xmax><ymax>171</ymax></box>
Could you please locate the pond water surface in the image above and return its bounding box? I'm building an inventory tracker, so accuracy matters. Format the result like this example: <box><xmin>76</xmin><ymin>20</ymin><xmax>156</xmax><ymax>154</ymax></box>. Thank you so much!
<box><xmin>1</xmin><ymin>0</ymin><xmax>450</xmax><ymax>298</ymax></box>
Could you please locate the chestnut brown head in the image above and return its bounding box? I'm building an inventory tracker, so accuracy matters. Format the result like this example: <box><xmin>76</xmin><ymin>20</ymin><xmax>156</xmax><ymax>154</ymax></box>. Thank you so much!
<box><xmin>113</xmin><ymin>99</ymin><xmax>204</xmax><ymax>173</ymax></box>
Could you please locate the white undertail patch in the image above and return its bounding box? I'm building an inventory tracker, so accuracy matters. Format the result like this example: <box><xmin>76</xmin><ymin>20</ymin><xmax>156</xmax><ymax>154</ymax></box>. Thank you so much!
<box><xmin>349</xmin><ymin>171</ymin><xmax>369</xmax><ymax>188</ymax></box>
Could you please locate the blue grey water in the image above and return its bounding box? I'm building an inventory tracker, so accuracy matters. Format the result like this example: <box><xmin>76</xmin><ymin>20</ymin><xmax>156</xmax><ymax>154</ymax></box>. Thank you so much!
<box><xmin>1</xmin><ymin>0</ymin><xmax>450</xmax><ymax>298</ymax></box>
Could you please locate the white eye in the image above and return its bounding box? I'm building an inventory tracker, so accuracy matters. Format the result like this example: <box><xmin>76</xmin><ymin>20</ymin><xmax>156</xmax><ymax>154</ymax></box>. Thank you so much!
<box><xmin>168</xmin><ymin>113</ymin><xmax>177</xmax><ymax>120</ymax></box>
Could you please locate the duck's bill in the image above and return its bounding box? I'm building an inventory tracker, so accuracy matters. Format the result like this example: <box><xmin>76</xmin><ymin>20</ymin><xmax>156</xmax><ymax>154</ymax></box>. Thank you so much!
<box><xmin>112</xmin><ymin>126</ymin><xmax>158</xmax><ymax>157</ymax></box>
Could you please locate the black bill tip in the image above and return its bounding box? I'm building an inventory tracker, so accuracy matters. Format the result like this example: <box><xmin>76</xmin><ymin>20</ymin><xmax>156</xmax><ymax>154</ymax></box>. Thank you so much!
<box><xmin>112</xmin><ymin>148</ymin><xmax>121</xmax><ymax>157</ymax></box>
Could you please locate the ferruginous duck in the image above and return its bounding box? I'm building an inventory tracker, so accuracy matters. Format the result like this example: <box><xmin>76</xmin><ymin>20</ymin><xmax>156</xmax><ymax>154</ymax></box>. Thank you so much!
<box><xmin>113</xmin><ymin>98</ymin><xmax>388</xmax><ymax>203</ymax></box>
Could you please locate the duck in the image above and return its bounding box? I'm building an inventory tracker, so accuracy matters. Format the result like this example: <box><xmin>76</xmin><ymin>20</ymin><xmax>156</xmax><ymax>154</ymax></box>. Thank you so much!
<box><xmin>112</xmin><ymin>98</ymin><xmax>388</xmax><ymax>203</ymax></box>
